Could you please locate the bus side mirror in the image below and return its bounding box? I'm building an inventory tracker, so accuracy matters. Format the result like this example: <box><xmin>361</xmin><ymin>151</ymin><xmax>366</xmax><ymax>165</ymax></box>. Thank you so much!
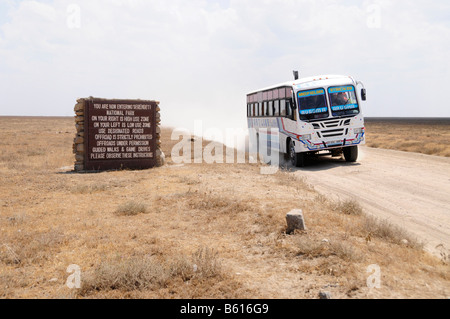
<box><xmin>361</xmin><ymin>89</ymin><xmax>367</xmax><ymax>101</ymax></box>
<box><xmin>288</xmin><ymin>98</ymin><xmax>297</xmax><ymax>110</ymax></box>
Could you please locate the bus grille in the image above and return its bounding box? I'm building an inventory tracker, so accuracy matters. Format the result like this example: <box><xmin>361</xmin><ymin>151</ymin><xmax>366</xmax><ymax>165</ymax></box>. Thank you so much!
<box><xmin>322</xmin><ymin>128</ymin><xmax>345</xmax><ymax>138</ymax></box>
<box><xmin>313</xmin><ymin>119</ymin><xmax>351</xmax><ymax>138</ymax></box>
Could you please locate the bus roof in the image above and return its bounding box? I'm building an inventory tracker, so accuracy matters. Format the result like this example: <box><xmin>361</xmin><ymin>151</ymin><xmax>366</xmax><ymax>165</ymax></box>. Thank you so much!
<box><xmin>247</xmin><ymin>74</ymin><xmax>356</xmax><ymax>95</ymax></box>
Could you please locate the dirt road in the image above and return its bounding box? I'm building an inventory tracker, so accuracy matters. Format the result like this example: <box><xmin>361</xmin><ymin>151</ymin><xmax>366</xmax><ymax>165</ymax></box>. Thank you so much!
<box><xmin>294</xmin><ymin>146</ymin><xmax>450</xmax><ymax>257</ymax></box>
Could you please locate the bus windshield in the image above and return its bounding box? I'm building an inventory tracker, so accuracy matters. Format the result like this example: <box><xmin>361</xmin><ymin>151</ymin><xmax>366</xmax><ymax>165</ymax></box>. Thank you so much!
<box><xmin>297</xmin><ymin>89</ymin><xmax>329</xmax><ymax>121</ymax></box>
<box><xmin>329</xmin><ymin>86</ymin><xmax>360</xmax><ymax>117</ymax></box>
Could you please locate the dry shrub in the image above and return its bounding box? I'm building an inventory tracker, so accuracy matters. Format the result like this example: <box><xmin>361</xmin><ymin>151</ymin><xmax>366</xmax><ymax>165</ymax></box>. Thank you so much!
<box><xmin>322</xmin><ymin>198</ymin><xmax>423</xmax><ymax>251</ymax></box>
<box><xmin>330</xmin><ymin>241</ymin><xmax>362</xmax><ymax>262</ymax></box>
<box><xmin>295</xmin><ymin>236</ymin><xmax>362</xmax><ymax>280</ymax></box>
<box><xmin>363</xmin><ymin>215</ymin><xmax>423</xmax><ymax>249</ymax></box>
<box><xmin>423</xmin><ymin>145</ymin><xmax>445</xmax><ymax>156</ymax></box>
<box><xmin>169</xmin><ymin>255</ymin><xmax>195</xmax><ymax>282</ymax></box>
<box><xmin>79</xmin><ymin>247</ymin><xmax>222</xmax><ymax>296</ymax></box>
<box><xmin>297</xmin><ymin>237</ymin><xmax>329</xmax><ymax>258</ymax></box>
<box><xmin>435</xmin><ymin>244</ymin><xmax>449</xmax><ymax>266</ymax></box>
<box><xmin>191</xmin><ymin>247</ymin><xmax>222</xmax><ymax>278</ymax></box>
<box><xmin>333</xmin><ymin>199</ymin><xmax>363</xmax><ymax>216</ymax></box>
<box><xmin>79</xmin><ymin>257</ymin><xmax>169</xmax><ymax>294</ymax></box>
<box><xmin>114</xmin><ymin>201</ymin><xmax>147</xmax><ymax>216</ymax></box>
<box><xmin>0</xmin><ymin>272</ymin><xmax>30</xmax><ymax>296</ymax></box>
<box><xmin>169</xmin><ymin>247</ymin><xmax>221</xmax><ymax>281</ymax></box>
<box><xmin>0</xmin><ymin>244</ymin><xmax>21</xmax><ymax>265</ymax></box>
<box><xmin>1</xmin><ymin>230</ymin><xmax>66</xmax><ymax>265</ymax></box>
<box><xmin>296</xmin><ymin>237</ymin><xmax>361</xmax><ymax>262</ymax></box>
<box><xmin>312</xmin><ymin>194</ymin><xmax>329</xmax><ymax>207</ymax></box>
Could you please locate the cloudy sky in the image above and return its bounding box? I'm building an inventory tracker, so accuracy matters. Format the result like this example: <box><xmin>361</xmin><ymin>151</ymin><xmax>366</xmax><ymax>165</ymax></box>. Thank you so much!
<box><xmin>0</xmin><ymin>0</ymin><xmax>449</xmax><ymax>132</ymax></box>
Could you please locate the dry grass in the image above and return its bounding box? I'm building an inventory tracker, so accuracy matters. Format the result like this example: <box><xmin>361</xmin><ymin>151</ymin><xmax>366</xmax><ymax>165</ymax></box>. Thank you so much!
<box><xmin>332</xmin><ymin>199</ymin><xmax>364</xmax><ymax>216</ymax></box>
<box><xmin>79</xmin><ymin>247</ymin><xmax>222</xmax><ymax>297</ymax></box>
<box><xmin>362</xmin><ymin>215</ymin><xmax>423</xmax><ymax>249</ymax></box>
<box><xmin>365</xmin><ymin>118</ymin><xmax>450</xmax><ymax>157</ymax></box>
<box><xmin>71</xmin><ymin>184</ymin><xmax>109</xmax><ymax>194</ymax></box>
<box><xmin>1</xmin><ymin>229</ymin><xmax>68</xmax><ymax>266</ymax></box>
<box><xmin>0</xmin><ymin>117</ymin><xmax>449</xmax><ymax>299</ymax></box>
<box><xmin>114</xmin><ymin>201</ymin><xmax>148</xmax><ymax>216</ymax></box>
<box><xmin>275</xmin><ymin>168</ymin><xmax>315</xmax><ymax>192</ymax></box>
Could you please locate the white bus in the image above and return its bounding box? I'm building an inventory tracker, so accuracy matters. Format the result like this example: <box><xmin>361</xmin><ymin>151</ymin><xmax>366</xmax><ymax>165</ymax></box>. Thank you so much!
<box><xmin>247</xmin><ymin>74</ymin><xmax>366</xmax><ymax>167</ymax></box>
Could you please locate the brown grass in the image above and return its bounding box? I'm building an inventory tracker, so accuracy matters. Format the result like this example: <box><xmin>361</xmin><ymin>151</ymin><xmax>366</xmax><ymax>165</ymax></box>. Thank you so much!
<box><xmin>79</xmin><ymin>247</ymin><xmax>222</xmax><ymax>297</ymax></box>
<box><xmin>114</xmin><ymin>201</ymin><xmax>148</xmax><ymax>216</ymax></box>
<box><xmin>332</xmin><ymin>199</ymin><xmax>364</xmax><ymax>216</ymax></box>
<box><xmin>365</xmin><ymin>118</ymin><xmax>450</xmax><ymax>157</ymax></box>
<box><xmin>362</xmin><ymin>215</ymin><xmax>423</xmax><ymax>249</ymax></box>
<box><xmin>1</xmin><ymin>229</ymin><xmax>68</xmax><ymax>266</ymax></box>
<box><xmin>0</xmin><ymin>117</ymin><xmax>449</xmax><ymax>299</ymax></box>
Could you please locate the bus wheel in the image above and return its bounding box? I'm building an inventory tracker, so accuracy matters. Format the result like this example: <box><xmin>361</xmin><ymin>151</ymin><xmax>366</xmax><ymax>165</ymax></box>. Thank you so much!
<box><xmin>290</xmin><ymin>140</ymin><xmax>305</xmax><ymax>167</ymax></box>
<box><xmin>343</xmin><ymin>146</ymin><xmax>358</xmax><ymax>162</ymax></box>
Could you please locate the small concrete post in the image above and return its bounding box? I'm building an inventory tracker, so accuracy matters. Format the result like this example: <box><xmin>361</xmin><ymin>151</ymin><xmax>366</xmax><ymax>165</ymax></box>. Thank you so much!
<box><xmin>319</xmin><ymin>291</ymin><xmax>332</xmax><ymax>299</ymax></box>
<box><xmin>286</xmin><ymin>209</ymin><xmax>306</xmax><ymax>234</ymax></box>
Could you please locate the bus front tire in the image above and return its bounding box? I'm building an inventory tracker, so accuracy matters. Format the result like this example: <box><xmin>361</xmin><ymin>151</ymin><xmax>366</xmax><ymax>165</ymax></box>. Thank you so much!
<box><xmin>343</xmin><ymin>146</ymin><xmax>358</xmax><ymax>162</ymax></box>
<box><xmin>290</xmin><ymin>140</ymin><xmax>305</xmax><ymax>168</ymax></box>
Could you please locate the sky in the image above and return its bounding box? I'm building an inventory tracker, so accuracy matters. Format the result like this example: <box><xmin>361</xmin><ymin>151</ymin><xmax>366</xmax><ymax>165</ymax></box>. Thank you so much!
<box><xmin>1</xmin><ymin>0</ymin><xmax>450</xmax><ymax>134</ymax></box>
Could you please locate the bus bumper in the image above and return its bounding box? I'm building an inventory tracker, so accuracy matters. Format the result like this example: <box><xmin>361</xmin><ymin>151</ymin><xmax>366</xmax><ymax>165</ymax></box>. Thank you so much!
<box><xmin>299</xmin><ymin>133</ymin><xmax>365</xmax><ymax>152</ymax></box>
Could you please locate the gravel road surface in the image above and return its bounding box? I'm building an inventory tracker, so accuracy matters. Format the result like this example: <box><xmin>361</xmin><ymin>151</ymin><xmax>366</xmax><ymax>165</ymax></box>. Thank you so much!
<box><xmin>295</xmin><ymin>146</ymin><xmax>450</xmax><ymax>257</ymax></box>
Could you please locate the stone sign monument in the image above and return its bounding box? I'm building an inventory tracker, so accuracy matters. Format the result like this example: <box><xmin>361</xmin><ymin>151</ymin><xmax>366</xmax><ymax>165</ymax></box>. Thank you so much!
<box><xmin>73</xmin><ymin>97</ymin><xmax>164</xmax><ymax>171</ymax></box>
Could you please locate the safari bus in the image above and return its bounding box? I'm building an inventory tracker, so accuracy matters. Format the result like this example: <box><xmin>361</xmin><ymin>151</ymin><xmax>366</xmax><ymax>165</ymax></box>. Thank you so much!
<box><xmin>247</xmin><ymin>73</ymin><xmax>366</xmax><ymax>167</ymax></box>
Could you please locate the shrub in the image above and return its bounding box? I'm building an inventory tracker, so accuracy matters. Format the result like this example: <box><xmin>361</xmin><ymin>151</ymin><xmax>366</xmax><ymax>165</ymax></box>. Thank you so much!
<box><xmin>115</xmin><ymin>201</ymin><xmax>147</xmax><ymax>216</ymax></box>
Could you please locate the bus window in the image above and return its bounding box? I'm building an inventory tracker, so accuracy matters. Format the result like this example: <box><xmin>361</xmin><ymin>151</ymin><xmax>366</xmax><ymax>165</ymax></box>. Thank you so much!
<box><xmin>328</xmin><ymin>86</ymin><xmax>360</xmax><ymax>117</ymax></box>
<box><xmin>280</xmin><ymin>100</ymin><xmax>287</xmax><ymax>116</ymax></box>
<box><xmin>298</xmin><ymin>89</ymin><xmax>329</xmax><ymax>121</ymax></box>
<box><xmin>286</xmin><ymin>100</ymin><xmax>291</xmax><ymax>117</ymax></box>
<box><xmin>259</xmin><ymin>103</ymin><xmax>264</xmax><ymax>117</ymax></box>
<box><xmin>257</xmin><ymin>92</ymin><xmax>263</xmax><ymax>103</ymax></box>
<box><xmin>268</xmin><ymin>101</ymin><xmax>274</xmax><ymax>116</ymax></box>
<box><xmin>263</xmin><ymin>101</ymin><xmax>268</xmax><ymax>116</ymax></box>
<box><xmin>274</xmin><ymin>100</ymin><xmax>280</xmax><ymax>116</ymax></box>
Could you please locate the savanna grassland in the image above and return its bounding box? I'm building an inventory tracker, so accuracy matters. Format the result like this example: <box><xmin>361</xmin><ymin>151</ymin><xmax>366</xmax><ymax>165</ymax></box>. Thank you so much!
<box><xmin>365</xmin><ymin>118</ymin><xmax>450</xmax><ymax>157</ymax></box>
<box><xmin>0</xmin><ymin>117</ymin><xmax>449</xmax><ymax>299</ymax></box>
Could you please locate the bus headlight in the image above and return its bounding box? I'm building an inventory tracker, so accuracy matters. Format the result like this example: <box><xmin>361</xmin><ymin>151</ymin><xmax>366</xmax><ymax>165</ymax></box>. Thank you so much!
<box><xmin>301</xmin><ymin>134</ymin><xmax>312</xmax><ymax>141</ymax></box>
<box><xmin>354</xmin><ymin>128</ymin><xmax>364</xmax><ymax>134</ymax></box>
